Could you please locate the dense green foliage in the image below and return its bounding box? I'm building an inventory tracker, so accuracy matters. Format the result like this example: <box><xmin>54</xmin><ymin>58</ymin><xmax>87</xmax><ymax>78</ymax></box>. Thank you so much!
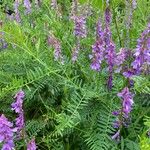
<box><xmin>0</xmin><ymin>0</ymin><xmax>150</xmax><ymax>149</ymax></box>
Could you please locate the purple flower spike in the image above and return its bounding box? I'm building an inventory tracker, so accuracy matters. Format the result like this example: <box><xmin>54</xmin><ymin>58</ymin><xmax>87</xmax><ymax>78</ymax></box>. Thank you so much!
<box><xmin>73</xmin><ymin>16</ymin><xmax>87</xmax><ymax>38</ymax></box>
<box><xmin>27</xmin><ymin>138</ymin><xmax>37</xmax><ymax>150</ymax></box>
<box><xmin>118</xmin><ymin>87</ymin><xmax>134</xmax><ymax>117</ymax></box>
<box><xmin>132</xmin><ymin>22</ymin><xmax>150</xmax><ymax>74</ymax></box>
<box><xmin>24</xmin><ymin>0</ymin><xmax>31</xmax><ymax>14</ymax></box>
<box><xmin>14</xmin><ymin>0</ymin><xmax>21</xmax><ymax>23</ymax></box>
<box><xmin>11</xmin><ymin>90</ymin><xmax>25</xmax><ymax>113</ymax></box>
<box><xmin>0</xmin><ymin>114</ymin><xmax>16</xmax><ymax>150</ymax></box>
<box><xmin>105</xmin><ymin>7</ymin><xmax>111</xmax><ymax>25</ymax></box>
<box><xmin>11</xmin><ymin>90</ymin><xmax>25</xmax><ymax>138</ymax></box>
<box><xmin>90</xmin><ymin>19</ymin><xmax>104</xmax><ymax>71</ymax></box>
<box><xmin>48</xmin><ymin>36</ymin><xmax>64</xmax><ymax>63</ymax></box>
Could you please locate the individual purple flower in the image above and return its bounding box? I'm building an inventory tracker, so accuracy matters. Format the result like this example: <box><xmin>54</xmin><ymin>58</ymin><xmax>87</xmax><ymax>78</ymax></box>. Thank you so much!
<box><xmin>111</xmin><ymin>130</ymin><xmax>120</xmax><ymax>141</ymax></box>
<box><xmin>0</xmin><ymin>114</ymin><xmax>16</xmax><ymax>150</ymax></box>
<box><xmin>123</xmin><ymin>69</ymin><xmax>135</xmax><ymax>78</ymax></box>
<box><xmin>24</xmin><ymin>0</ymin><xmax>31</xmax><ymax>14</ymax></box>
<box><xmin>132</xmin><ymin>22</ymin><xmax>150</xmax><ymax>74</ymax></box>
<box><xmin>73</xmin><ymin>16</ymin><xmax>87</xmax><ymax>38</ymax></box>
<box><xmin>11</xmin><ymin>90</ymin><xmax>25</xmax><ymax>138</ymax></box>
<box><xmin>27</xmin><ymin>138</ymin><xmax>37</xmax><ymax>150</ymax></box>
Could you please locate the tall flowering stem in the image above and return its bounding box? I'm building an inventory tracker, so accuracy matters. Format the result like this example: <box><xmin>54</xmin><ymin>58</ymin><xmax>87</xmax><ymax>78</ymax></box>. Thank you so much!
<box><xmin>27</xmin><ymin>138</ymin><xmax>37</xmax><ymax>150</ymax></box>
<box><xmin>104</xmin><ymin>7</ymin><xmax>116</xmax><ymax>90</ymax></box>
<box><xmin>90</xmin><ymin>19</ymin><xmax>104</xmax><ymax>71</ymax></box>
<box><xmin>112</xmin><ymin>87</ymin><xmax>134</xmax><ymax>140</ymax></box>
<box><xmin>11</xmin><ymin>90</ymin><xmax>25</xmax><ymax>139</ymax></box>
<box><xmin>132</xmin><ymin>23</ymin><xmax>150</xmax><ymax>74</ymax></box>
<box><xmin>0</xmin><ymin>114</ymin><xmax>16</xmax><ymax>150</ymax></box>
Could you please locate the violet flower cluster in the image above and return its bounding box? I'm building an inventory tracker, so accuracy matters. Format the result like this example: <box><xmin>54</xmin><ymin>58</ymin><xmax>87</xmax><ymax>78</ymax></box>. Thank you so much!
<box><xmin>11</xmin><ymin>90</ymin><xmax>25</xmax><ymax>139</ymax></box>
<box><xmin>24</xmin><ymin>0</ymin><xmax>31</xmax><ymax>14</ymax></box>
<box><xmin>132</xmin><ymin>23</ymin><xmax>150</xmax><ymax>74</ymax></box>
<box><xmin>90</xmin><ymin>19</ymin><xmax>105</xmax><ymax>71</ymax></box>
<box><xmin>0</xmin><ymin>114</ymin><xmax>16</xmax><ymax>150</ymax></box>
<box><xmin>112</xmin><ymin>87</ymin><xmax>134</xmax><ymax>140</ymax></box>
<box><xmin>27</xmin><ymin>138</ymin><xmax>37</xmax><ymax>150</ymax></box>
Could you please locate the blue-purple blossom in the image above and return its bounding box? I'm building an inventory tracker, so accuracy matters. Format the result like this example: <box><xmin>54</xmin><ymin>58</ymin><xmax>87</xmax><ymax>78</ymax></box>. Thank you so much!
<box><xmin>132</xmin><ymin>22</ymin><xmax>150</xmax><ymax>74</ymax></box>
<box><xmin>27</xmin><ymin>138</ymin><xmax>37</xmax><ymax>150</ymax></box>
<box><xmin>24</xmin><ymin>0</ymin><xmax>31</xmax><ymax>14</ymax></box>
<box><xmin>11</xmin><ymin>90</ymin><xmax>25</xmax><ymax>138</ymax></box>
<box><xmin>73</xmin><ymin>16</ymin><xmax>87</xmax><ymax>38</ymax></box>
<box><xmin>0</xmin><ymin>114</ymin><xmax>16</xmax><ymax>150</ymax></box>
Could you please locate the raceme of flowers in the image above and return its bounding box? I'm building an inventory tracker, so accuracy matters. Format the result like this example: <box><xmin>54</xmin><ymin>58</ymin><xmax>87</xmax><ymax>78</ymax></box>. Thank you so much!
<box><xmin>0</xmin><ymin>114</ymin><xmax>16</xmax><ymax>150</ymax></box>
<box><xmin>0</xmin><ymin>91</ymin><xmax>37</xmax><ymax>150</ymax></box>
<box><xmin>11</xmin><ymin>90</ymin><xmax>25</xmax><ymax>138</ymax></box>
<box><xmin>112</xmin><ymin>87</ymin><xmax>134</xmax><ymax>141</ymax></box>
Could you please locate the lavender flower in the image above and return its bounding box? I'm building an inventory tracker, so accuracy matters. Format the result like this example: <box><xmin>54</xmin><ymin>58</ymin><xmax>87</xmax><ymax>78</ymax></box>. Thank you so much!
<box><xmin>27</xmin><ymin>139</ymin><xmax>37</xmax><ymax>150</ymax></box>
<box><xmin>115</xmin><ymin>48</ymin><xmax>128</xmax><ymax>73</ymax></box>
<box><xmin>132</xmin><ymin>0</ymin><xmax>137</xmax><ymax>9</ymax></box>
<box><xmin>117</xmin><ymin>87</ymin><xmax>134</xmax><ymax>117</ymax></box>
<box><xmin>105</xmin><ymin>42</ymin><xmax>116</xmax><ymax>90</ymax></box>
<box><xmin>24</xmin><ymin>0</ymin><xmax>31</xmax><ymax>14</ymax></box>
<box><xmin>112</xmin><ymin>87</ymin><xmax>134</xmax><ymax>140</ymax></box>
<box><xmin>14</xmin><ymin>0</ymin><xmax>21</xmax><ymax>23</ymax></box>
<box><xmin>132</xmin><ymin>22</ymin><xmax>150</xmax><ymax>74</ymax></box>
<box><xmin>11</xmin><ymin>90</ymin><xmax>25</xmax><ymax>138</ymax></box>
<box><xmin>0</xmin><ymin>114</ymin><xmax>16</xmax><ymax>150</ymax></box>
<box><xmin>104</xmin><ymin>7</ymin><xmax>116</xmax><ymax>90</ymax></box>
<box><xmin>73</xmin><ymin>16</ymin><xmax>87</xmax><ymax>38</ymax></box>
<box><xmin>47</xmin><ymin>36</ymin><xmax>64</xmax><ymax>63</ymax></box>
<box><xmin>72</xmin><ymin>41</ymin><xmax>80</xmax><ymax>62</ymax></box>
<box><xmin>90</xmin><ymin>19</ymin><xmax>104</xmax><ymax>71</ymax></box>
<box><xmin>111</xmin><ymin>130</ymin><xmax>120</xmax><ymax>141</ymax></box>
